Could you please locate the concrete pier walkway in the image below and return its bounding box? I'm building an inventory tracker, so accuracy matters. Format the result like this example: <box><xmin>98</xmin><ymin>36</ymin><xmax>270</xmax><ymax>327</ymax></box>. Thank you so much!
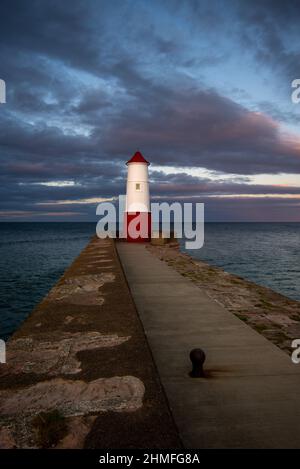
<box><xmin>117</xmin><ymin>242</ymin><xmax>300</xmax><ymax>448</ymax></box>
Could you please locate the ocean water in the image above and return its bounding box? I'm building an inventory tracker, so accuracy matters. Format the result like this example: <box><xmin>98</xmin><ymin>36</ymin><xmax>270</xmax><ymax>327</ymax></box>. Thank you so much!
<box><xmin>0</xmin><ymin>223</ymin><xmax>95</xmax><ymax>340</ymax></box>
<box><xmin>181</xmin><ymin>222</ymin><xmax>300</xmax><ymax>302</ymax></box>
<box><xmin>0</xmin><ymin>222</ymin><xmax>299</xmax><ymax>340</ymax></box>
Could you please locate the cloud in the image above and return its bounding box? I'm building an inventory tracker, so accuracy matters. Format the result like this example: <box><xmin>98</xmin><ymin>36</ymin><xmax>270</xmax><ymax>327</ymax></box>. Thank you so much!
<box><xmin>234</xmin><ymin>0</ymin><xmax>300</xmax><ymax>86</ymax></box>
<box><xmin>1</xmin><ymin>0</ymin><xmax>300</xmax><ymax>221</ymax></box>
<box><xmin>101</xmin><ymin>88</ymin><xmax>300</xmax><ymax>174</ymax></box>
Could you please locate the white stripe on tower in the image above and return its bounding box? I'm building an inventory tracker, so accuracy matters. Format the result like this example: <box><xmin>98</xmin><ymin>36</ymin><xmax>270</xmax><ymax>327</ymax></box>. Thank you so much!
<box><xmin>126</xmin><ymin>151</ymin><xmax>150</xmax><ymax>213</ymax></box>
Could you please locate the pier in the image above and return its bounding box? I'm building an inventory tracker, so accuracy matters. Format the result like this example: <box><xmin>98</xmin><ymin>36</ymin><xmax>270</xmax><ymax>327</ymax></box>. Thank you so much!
<box><xmin>1</xmin><ymin>237</ymin><xmax>300</xmax><ymax>448</ymax></box>
<box><xmin>117</xmin><ymin>242</ymin><xmax>300</xmax><ymax>449</ymax></box>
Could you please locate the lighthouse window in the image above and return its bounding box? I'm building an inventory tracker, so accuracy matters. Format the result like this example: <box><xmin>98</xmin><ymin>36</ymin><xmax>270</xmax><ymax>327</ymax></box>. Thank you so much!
<box><xmin>135</xmin><ymin>183</ymin><xmax>141</xmax><ymax>191</ymax></box>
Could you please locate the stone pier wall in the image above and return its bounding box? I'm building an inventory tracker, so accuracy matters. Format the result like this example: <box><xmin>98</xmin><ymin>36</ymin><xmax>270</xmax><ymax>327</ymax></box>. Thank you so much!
<box><xmin>0</xmin><ymin>237</ymin><xmax>180</xmax><ymax>449</ymax></box>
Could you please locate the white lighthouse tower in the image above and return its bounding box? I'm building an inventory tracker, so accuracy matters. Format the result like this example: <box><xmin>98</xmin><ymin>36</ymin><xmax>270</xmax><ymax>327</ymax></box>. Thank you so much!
<box><xmin>125</xmin><ymin>151</ymin><xmax>151</xmax><ymax>242</ymax></box>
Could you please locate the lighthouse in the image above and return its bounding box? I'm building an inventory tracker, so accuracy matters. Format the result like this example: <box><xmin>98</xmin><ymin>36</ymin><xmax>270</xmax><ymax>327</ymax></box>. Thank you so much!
<box><xmin>125</xmin><ymin>151</ymin><xmax>151</xmax><ymax>242</ymax></box>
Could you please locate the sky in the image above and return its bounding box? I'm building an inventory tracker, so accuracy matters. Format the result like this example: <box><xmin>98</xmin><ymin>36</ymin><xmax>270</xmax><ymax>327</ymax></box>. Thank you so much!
<box><xmin>0</xmin><ymin>0</ymin><xmax>300</xmax><ymax>222</ymax></box>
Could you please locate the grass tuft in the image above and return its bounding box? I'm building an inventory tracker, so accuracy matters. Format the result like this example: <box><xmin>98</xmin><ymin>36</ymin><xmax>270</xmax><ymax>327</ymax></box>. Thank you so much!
<box><xmin>32</xmin><ymin>409</ymin><xmax>68</xmax><ymax>448</ymax></box>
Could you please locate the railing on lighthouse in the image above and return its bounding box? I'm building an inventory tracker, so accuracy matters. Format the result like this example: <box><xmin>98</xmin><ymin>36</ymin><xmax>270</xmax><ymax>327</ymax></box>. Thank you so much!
<box><xmin>125</xmin><ymin>151</ymin><xmax>151</xmax><ymax>242</ymax></box>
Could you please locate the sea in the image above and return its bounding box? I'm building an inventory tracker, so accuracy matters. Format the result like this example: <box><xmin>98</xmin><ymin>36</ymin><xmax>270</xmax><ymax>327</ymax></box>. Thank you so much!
<box><xmin>0</xmin><ymin>222</ymin><xmax>299</xmax><ymax>340</ymax></box>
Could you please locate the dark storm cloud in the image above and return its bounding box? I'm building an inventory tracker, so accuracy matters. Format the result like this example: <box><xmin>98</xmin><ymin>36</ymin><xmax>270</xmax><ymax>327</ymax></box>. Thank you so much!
<box><xmin>234</xmin><ymin>0</ymin><xmax>300</xmax><ymax>85</ymax></box>
<box><xmin>101</xmin><ymin>88</ymin><xmax>300</xmax><ymax>174</ymax></box>
<box><xmin>0</xmin><ymin>1</ymin><xmax>100</xmax><ymax>75</ymax></box>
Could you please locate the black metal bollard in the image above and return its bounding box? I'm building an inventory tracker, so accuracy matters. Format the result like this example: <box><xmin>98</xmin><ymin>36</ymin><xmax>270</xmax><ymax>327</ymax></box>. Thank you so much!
<box><xmin>189</xmin><ymin>348</ymin><xmax>206</xmax><ymax>377</ymax></box>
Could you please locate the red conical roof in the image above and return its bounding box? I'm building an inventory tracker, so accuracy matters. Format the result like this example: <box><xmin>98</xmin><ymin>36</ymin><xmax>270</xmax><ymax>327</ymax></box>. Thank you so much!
<box><xmin>126</xmin><ymin>151</ymin><xmax>150</xmax><ymax>165</ymax></box>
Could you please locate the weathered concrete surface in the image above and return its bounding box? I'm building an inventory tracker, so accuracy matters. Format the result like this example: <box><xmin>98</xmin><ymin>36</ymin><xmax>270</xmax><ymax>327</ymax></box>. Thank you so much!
<box><xmin>147</xmin><ymin>243</ymin><xmax>300</xmax><ymax>353</ymax></box>
<box><xmin>0</xmin><ymin>237</ymin><xmax>180</xmax><ymax>449</ymax></box>
<box><xmin>0</xmin><ymin>376</ymin><xmax>145</xmax><ymax>416</ymax></box>
<box><xmin>117</xmin><ymin>242</ymin><xmax>300</xmax><ymax>449</ymax></box>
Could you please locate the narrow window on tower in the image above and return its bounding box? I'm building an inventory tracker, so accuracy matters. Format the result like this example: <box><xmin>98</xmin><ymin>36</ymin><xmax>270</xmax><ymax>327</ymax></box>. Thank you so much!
<box><xmin>135</xmin><ymin>183</ymin><xmax>141</xmax><ymax>191</ymax></box>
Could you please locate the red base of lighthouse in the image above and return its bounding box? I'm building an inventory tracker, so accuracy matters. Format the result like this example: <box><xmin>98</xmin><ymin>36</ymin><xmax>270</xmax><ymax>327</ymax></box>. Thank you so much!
<box><xmin>125</xmin><ymin>212</ymin><xmax>151</xmax><ymax>242</ymax></box>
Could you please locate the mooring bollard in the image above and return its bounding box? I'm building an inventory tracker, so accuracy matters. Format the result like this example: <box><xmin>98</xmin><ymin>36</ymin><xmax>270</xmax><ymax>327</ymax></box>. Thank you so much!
<box><xmin>189</xmin><ymin>348</ymin><xmax>206</xmax><ymax>377</ymax></box>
